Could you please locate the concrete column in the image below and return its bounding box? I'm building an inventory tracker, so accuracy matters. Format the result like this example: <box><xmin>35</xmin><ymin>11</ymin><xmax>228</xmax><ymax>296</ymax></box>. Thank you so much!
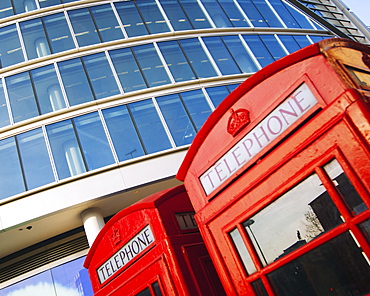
<box><xmin>81</xmin><ymin>207</ymin><xmax>105</xmax><ymax>247</ymax></box>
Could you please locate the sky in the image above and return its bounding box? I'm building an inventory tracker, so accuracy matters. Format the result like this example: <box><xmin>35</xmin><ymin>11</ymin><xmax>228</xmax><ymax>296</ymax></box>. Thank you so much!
<box><xmin>342</xmin><ymin>0</ymin><xmax>370</xmax><ymax>26</ymax></box>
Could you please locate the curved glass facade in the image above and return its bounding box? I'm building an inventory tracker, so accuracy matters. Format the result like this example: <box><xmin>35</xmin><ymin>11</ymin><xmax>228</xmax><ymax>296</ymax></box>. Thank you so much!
<box><xmin>0</xmin><ymin>0</ymin><xmax>348</xmax><ymax>295</ymax></box>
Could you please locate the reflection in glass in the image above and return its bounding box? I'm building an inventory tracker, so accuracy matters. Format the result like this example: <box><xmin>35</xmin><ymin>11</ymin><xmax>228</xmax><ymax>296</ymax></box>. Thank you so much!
<box><xmin>102</xmin><ymin>105</ymin><xmax>145</xmax><ymax>161</ymax></box>
<box><xmin>129</xmin><ymin>100</ymin><xmax>172</xmax><ymax>154</ymax></box>
<box><xmin>160</xmin><ymin>0</ymin><xmax>193</xmax><ymax>31</ymax></box>
<box><xmin>229</xmin><ymin>228</ymin><xmax>256</xmax><ymax>274</ymax></box>
<box><xmin>259</xmin><ymin>35</ymin><xmax>287</xmax><ymax>61</ymax></box>
<box><xmin>20</xmin><ymin>19</ymin><xmax>51</xmax><ymax>59</ymax></box>
<box><xmin>0</xmin><ymin>1</ymin><xmax>14</xmax><ymax>19</ymax></box>
<box><xmin>268</xmin><ymin>232</ymin><xmax>370</xmax><ymax>296</ymax></box>
<box><xmin>13</xmin><ymin>0</ymin><xmax>36</xmax><ymax>14</ymax></box>
<box><xmin>17</xmin><ymin>128</ymin><xmax>55</xmax><ymax>190</ymax></box>
<box><xmin>217</xmin><ymin>0</ymin><xmax>251</xmax><ymax>27</ymax></box>
<box><xmin>115</xmin><ymin>1</ymin><xmax>148</xmax><ymax>37</ymax></box>
<box><xmin>269</xmin><ymin>0</ymin><xmax>300</xmax><ymax>28</ymax></box>
<box><xmin>243</xmin><ymin>35</ymin><xmax>274</xmax><ymax>67</ymax></box>
<box><xmin>238</xmin><ymin>0</ymin><xmax>268</xmax><ymax>27</ymax></box>
<box><xmin>323</xmin><ymin>159</ymin><xmax>367</xmax><ymax>215</ymax></box>
<box><xmin>244</xmin><ymin>173</ymin><xmax>342</xmax><ymax>265</ymax></box>
<box><xmin>202</xmin><ymin>0</ymin><xmax>232</xmax><ymax>28</ymax></box>
<box><xmin>178</xmin><ymin>0</ymin><xmax>211</xmax><ymax>29</ymax></box>
<box><xmin>277</xmin><ymin>35</ymin><xmax>301</xmax><ymax>53</ymax></box>
<box><xmin>0</xmin><ymin>25</ymin><xmax>24</xmax><ymax>68</ymax></box>
<box><xmin>0</xmin><ymin>81</ymin><xmax>10</xmax><ymax>127</ymax></box>
<box><xmin>136</xmin><ymin>0</ymin><xmax>169</xmax><ymax>34</ymax></box>
<box><xmin>0</xmin><ymin>137</ymin><xmax>25</xmax><ymax>200</ymax></box>
<box><xmin>359</xmin><ymin>219</ymin><xmax>370</xmax><ymax>244</ymax></box>
<box><xmin>156</xmin><ymin>94</ymin><xmax>196</xmax><ymax>146</ymax></box>
<box><xmin>206</xmin><ymin>85</ymin><xmax>230</xmax><ymax>107</ymax></box>
<box><xmin>292</xmin><ymin>35</ymin><xmax>311</xmax><ymax>48</ymax></box>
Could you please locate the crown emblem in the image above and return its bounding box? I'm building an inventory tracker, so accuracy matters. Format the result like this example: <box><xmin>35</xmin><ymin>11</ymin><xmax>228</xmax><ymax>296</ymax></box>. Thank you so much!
<box><xmin>227</xmin><ymin>108</ymin><xmax>250</xmax><ymax>137</ymax></box>
<box><xmin>110</xmin><ymin>227</ymin><xmax>121</xmax><ymax>246</ymax></box>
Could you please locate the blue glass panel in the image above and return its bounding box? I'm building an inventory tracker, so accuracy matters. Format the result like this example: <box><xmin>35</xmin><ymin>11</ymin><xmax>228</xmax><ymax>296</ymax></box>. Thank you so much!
<box><xmin>259</xmin><ymin>35</ymin><xmax>287</xmax><ymax>60</ymax></box>
<box><xmin>0</xmin><ymin>137</ymin><xmax>24</xmax><ymax>199</ymax></box>
<box><xmin>293</xmin><ymin>35</ymin><xmax>312</xmax><ymax>48</ymax></box>
<box><xmin>115</xmin><ymin>1</ymin><xmax>148</xmax><ymax>37</ymax></box>
<box><xmin>74</xmin><ymin>112</ymin><xmax>114</xmax><ymax>171</ymax></box>
<box><xmin>39</xmin><ymin>0</ymin><xmax>62</xmax><ymax>8</ymax></box>
<box><xmin>0</xmin><ymin>80</ymin><xmax>10</xmax><ymax>127</ymax></box>
<box><xmin>243</xmin><ymin>35</ymin><xmax>274</xmax><ymax>67</ymax></box>
<box><xmin>227</xmin><ymin>83</ymin><xmax>240</xmax><ymax>92</ymax></box>
<box><xmin>238</xmin><ymin>0</ymin><xmax>268</xmax><ymax>27</ymax></box>
<box><xmin>203</xmin><ymin>36</ymin><xmax>241</xmax><ymax>75</ymax></box>
<box><xmin>251</xmin><ymin>0</ymin><xmax>282</xmax><ymax>27</ymax></box>
<box><xmin>68</xmin><ymin>8</ymin><xmax>101</xmax><ymax>47</ymax></box>
<box><xmin>268</xmin><ymin>0</ymin><xmax>300</xmax><ymax>28</ymax></box>
<box><xmin>129</xmin><ymin>100</ymin><xmax>172</xmax><ymax>154</ymax></box>
<box><xmin>82</xmin><ymin>53</ymin><xmax>120</xmax><ymax>99</ymax></box>
<box><xmin>180</xmin><ymin>89</ymin><xmax>212</xmax><ymax>130</ymax></box>
<box><xmin>109</xmin><ymin>48</ymin><xmax>147</xmax><ymax>92</ymax></box>
<box><xmin>310</xmin><ymin>35</ymin><xmax>328</xmax><ymax>43</ymax></box>
<box><xmin>0</xmin><ymin>25</ymin><xmax>24</xmax><ymax>68</ymax></box>
<box><xmin>136</xmin><ymin>0</ymin><xmax>170</xmax><ymax>34</ymax></box>
<box><xmin>0</xmin><ymin>1</ymin><xmax>14</xmax><ymax>18</ymax></box>
<box><xmin>46</xmin><ymin>119</ymin><xmax>86</xmax><ymax>179</ymax></box>
<box><xmin>31</xmin><ymin>64</ymin><xmax>66</xmax><ymax>114</ymax></box>
<box><xmin>278</xmin><ymin>35</ymin><xmax>301</xmax><ymax>53</ymax></box>
<box><xmin>58</xmin><ymin>58</ymin><xmax>95</xmax><ymax>106</ymax></box>
<box><xmin>206</xmin><ymin>85</ymin><xmax>230</xmax><ymax>107</ymax></box>
<box><xmin>13</xmin><ymin>0</ymin><xmax>36</xmax><ymax>14</ymax></box>
<box><xmin>156</xmin><ymin>94</ymin><xmax>196</xmax><ymax>146</ymax></box>
<box><xmin>178</xmin><ymin>0</ymin><xmax>211</xmax><ymax>29</ymax></box>
<box><xmin>43</xmin><ymin>13</ymin><xmax>75</xmax><ymax>53</ymax></box>
<box><xmin>158</xmin><ymin>41</ymin><xmax>196</xmax><ymax>82</ymax></box>
<box><xmin>102</xmin><ymin>105</ymin><xmax>145</xmax><ymax>161</ymax></box>
<box><xmin>282</xmin><ymin>1</ymin><xmax>314</xmax><ymax>29</ymax></box>
<box><xmin>218</xmin><ymin>0</ymin><xmax>250</xmax><ymax>27</ymax></box>
<box><xmin>160</xmin><ymin>0</ymin><xmax>193</xmax><ymax>31</ymax></box>
<box><xmin>132</xmin><ymin>44</ymin><xmax>170</xmax><ymax>87</ymax></box>
<box><xmin>202</xmin><ymin>0</ymin><xmax>232</xmax><ymax>28</ymax></box>
<box><xmin>90</xmin><ymin>4</ymin><xmax>124</xmax><ymax>42</ymax></box>
<box><xmin>17</xmin><ymin>128</ymin><xmax>55</xmax><ymax>190</ymax></box>
<box><xmin>222</xmin><ymin>35</ymin><xmax>259</xmax><ymax>73</ymax></box>
<box><xmin>179</xmin><ymin>39</ymin><xmax>217</xmax><ymax>78</ymax></box>
<box><xmin>20</xmin><ymin>18</ymin><xmax>51</xmax><ymax>60</ymax></box>
<box><xmin>6</xmin><ymin>72</ymin><xmax>39</xmax><ymax>123</ymax></box>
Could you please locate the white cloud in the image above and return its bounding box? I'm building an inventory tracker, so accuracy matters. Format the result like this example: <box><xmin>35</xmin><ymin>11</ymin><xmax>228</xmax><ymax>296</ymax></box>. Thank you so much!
<box><xmin>5</xmin><ymin>281</ymin><xmax>80</xmax><ymax>296</ymax></box>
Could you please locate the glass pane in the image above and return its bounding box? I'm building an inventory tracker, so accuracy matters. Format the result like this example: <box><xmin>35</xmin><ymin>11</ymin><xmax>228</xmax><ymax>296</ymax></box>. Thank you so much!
<box><xmin>202</xmin><ymin>0</ymin><xmax>232</xmax><ymax>28</ymax></box>
<box><xmin>68</xmin><ymin>8</ymin><xmax>101</xmax><ymax>47</ymax></box>
<box><xmin>229</xmin><ymin>228</ymin><xmax>256</xmax><ymax>274</ymax></box>
<box><xmin>39</xmin><ymin>0</ymin><xmax>62</xmax><ymax>8</ymax></box>
<box><xmin>109</xmin><ymin>48</ymin><xmax>147</xmax><ymax>92</ymax></box>
<box><xmin>90</xmin><ymin>4</ymin><xmax>124</xmax><ymax>42</ymax></box>
<box><xmin>324</xmin><ymin>159</ymin><xmax>367</xmax><ymax>215</ymax></box>
<box><xmin>133</xmin><ymin>44</ymin><xmax>170</xmax><ymax>87</ymax></box>
<box><xmin>252</xmin><ymin>278</ymin><xmax>268</xmax><ymax>296</ymax></box>
<box><xmin>82</xmin><ymin>53</ymin><xmax>120</xmax><ymax>100</ymax></box>
<box><xmin>0</xmin><ymin>25</ymin><xmax>24</xmax><ymax>68</ymax></box>
<box><xmin>309</xmin><ymin>35</ymin><xmax>327</xmax><ymax>43</ymax></box>
<box><xmin>46</xmin><ymin>119</ymin><xmax>86</xmax><ymax>179</ymax></box>
<box><xmin>227</xmin><ymin>83</ymin><xmax>239</xmax><ymax>92</ymax></box>
<box><xmin>20</xmin><ymin>18</ymin><xmax>51</xmax><ymax>60</ymax></box>
<box><xmin>156</xmin><ymin>94</ymin><xmax>196</xmax><ymax>146</ymax></box>
<box><xmin>0</xmin><ymin>137</ymin><xmax>25</xmax><ymax>199</ymax></box>
<box><xmin>31</xmin><ymin>64</ymin><xmax>66</xmax><ymax>114</ymax></box>
<box><xmin>293</xmin><ymin>35</ymin><xmax>311</xmax><ymax>48</ymax></box>
<box><xmin>243</xmin><ymin>35</ymin><xmax>274</xmax><ymax>67</ymax></box>
<box><xmin>115</xmin><ymin>1</ymin><xmax>148</xmax><ymax>37</ymax></box>
<box><xmin>206</xmin><ymin>85</ymin><xmax>230</xmax><ymax>107</ymax></box>
<box><xmin>278</xmin><ymin>35</ymin><xmax>301</xmax><ymax>53</ymax></box>
<box><xmin>74</xmin><ymin>112</ymin><xmax>114</xmax><ymax>171</ymax></box>
<box><xmin>282</xmin><ymin>1</ymin><xmax>314</xmax><ymax>29</ymax></box>
<box><xmin>13</xmin><ymin>0</ymin><xmax>37</xmax><ymax>14</ymax></box>
<box><xmin>244</xmin><ymin>173</ymin><xmax>343</xmax><ymax>266</ymax></box>
<box><xmin>0</xmin><ymin>1</ymin><xmax>14</xmax><ymax>19</ymax></box>
<box><xmin>178</xmin><ymin>0</ymin><xmax>211</xmax><ymax>29</ymax></box>
<box><xmin>152</xmin><ymin>281</ymin><xmax>163</xmax><ymax>296</ymax></box>
<box><xmin>136</xmin><ymin>287</ymin><xmax>151</xmax><ymax>296</ymax></box>
<box><xmin>221</xmin><ymin>35</ymin><xmax>258</xmax><ymax>73</ymax></box>
<box><xmin>180</xmin><ymin>89</ymin><xmax>212</xmax><ymax>130</ymax></box>
<box><xmin>17</xmin><ymin>128</ymin><xmax>54</xmax><ymax>190</ymax></box>
<box><xmin>158</xmin><ymin>41</ymin><xmax>196</xmax><ymax>82</ymax></box>
<box><xmin>259</xmin><ymin>35</ymin><xmax>287</xmax><ymax>61</ymax></box>
<box><xmin>203</xmin><ymin>36</ymin><xmax>241</xmax><ymax>75</ymax></box>
<box><xmin>129</xmin><ymin>100</ymin><xmax>172</xmax><ymax>154</ymax></box>
<box><xmin>251</xmin><ymin>0</ymin><xmax>282</xmax><ymax>27</ymax></box>
<box><xmin>0</xmin><ymin>80</ymin><xmax>10</xmax><ymax>127</ymax></box>
<box><xmin>136</xmin><ymin>0</ymin><xmax>169</xmax><ymax>34</ymax></box>
<box><xmin>359</xmin><ymin>219</ymin><xmax>370</xmax><ymax>244</ymax></box>
<box><xmin>179</xmin><ymin>38</ymin><xmax>217</xmax><ymax>78</ymax></box>
<box><xmin>6</xmin><ymin>72</ymin><xmax>39</xmax><ymax>123</ymax></box>
<box><xmin>102</xmin><ymin>105</ymin><xmax>145</xmax><ymax>161</ymax></box>
<box><xmin>43</xmin><ymin>13</ymin><xmax>75</xmax><ymax>53</ymax></box>
<box><xmin>58</xmin><ymin>58</ymin><xmax>95</xmax><ymax>106</ymax></box>
<box><xmin>238</xmin><ymin>0</ymin><xmax>268</xmax><ymax>27</ymax></box>
<box><xmin>268</xmin><ymin>232</ymin><xmax>370</xmax><ymax>296</ymax></box>
<box><xmin>160</xmin><ymin>0</ymin><xmax>193</xmax><ymax>31</ymax></box>
<box><xmin>269</xmin><ymin>0</ymin><xmax>300</xmax><ymax>28</ymax></box>
<box><xmin>218</xmin><ymin>0</ymin><xmax>250</xmax><ymax>27</ymax></box>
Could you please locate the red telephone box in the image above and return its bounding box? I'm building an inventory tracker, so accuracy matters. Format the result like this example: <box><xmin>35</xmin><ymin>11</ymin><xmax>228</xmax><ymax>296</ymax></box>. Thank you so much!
<box><xmin>177</xmin><ymin>38</ymin><xmax>370</xmax><ymax>295</ymax></box>
<box><xmin>84</xmin><ymin>185</ymin><xmax>225</xmax><ymax>296</ymax></box>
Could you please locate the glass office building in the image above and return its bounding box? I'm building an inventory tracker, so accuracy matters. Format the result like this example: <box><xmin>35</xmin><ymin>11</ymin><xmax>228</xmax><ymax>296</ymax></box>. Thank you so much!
<box><xmin>0</xmin><ymin>1</ymin><xmax>368</xmax><ymax>295</ymax></box>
